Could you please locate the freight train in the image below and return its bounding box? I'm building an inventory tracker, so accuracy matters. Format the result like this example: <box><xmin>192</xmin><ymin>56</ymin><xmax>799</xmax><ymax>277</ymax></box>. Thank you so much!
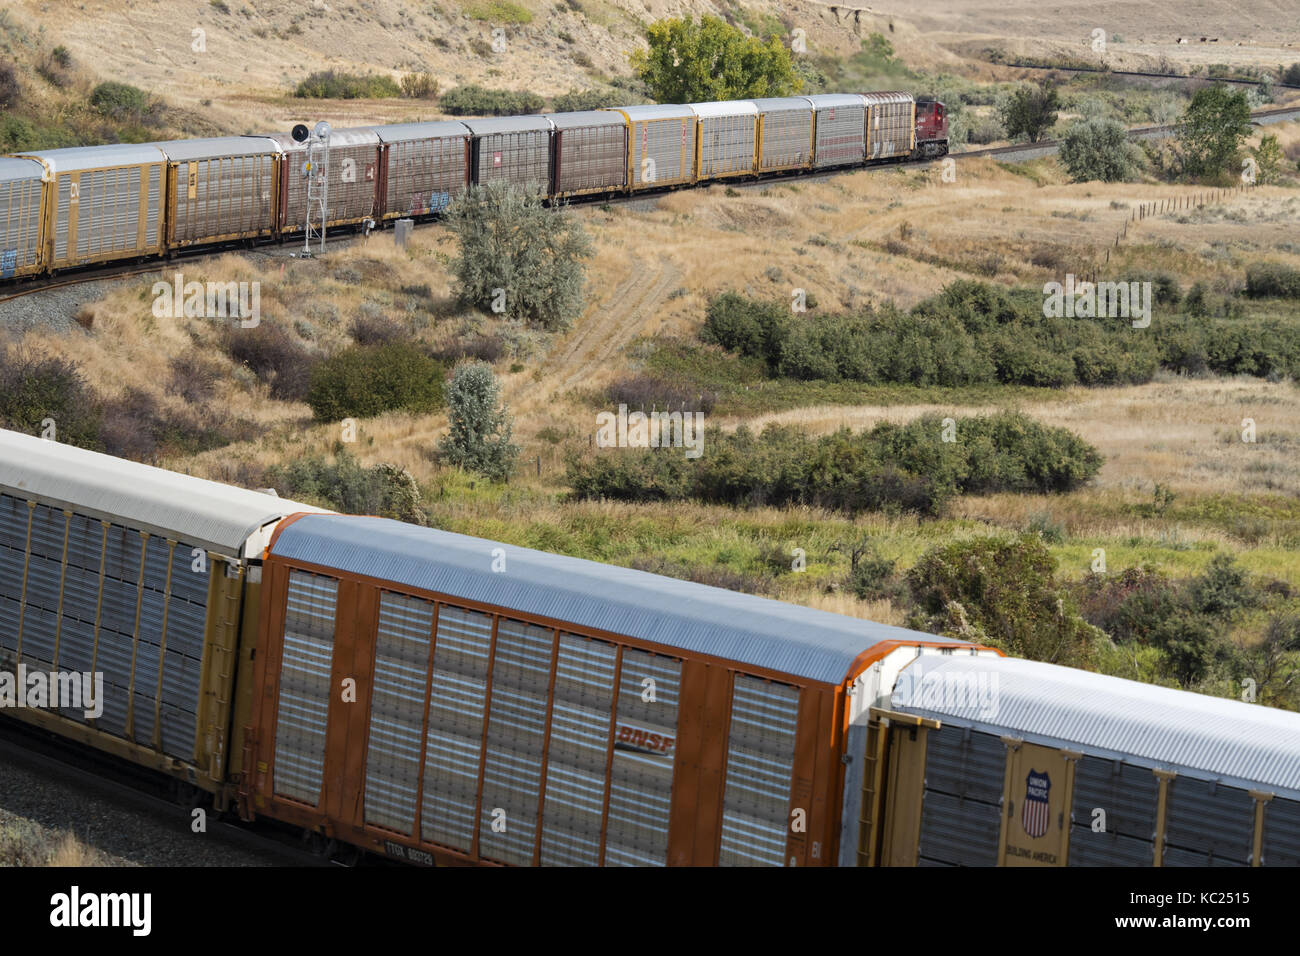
<box><xmin>0</xmin><ymin>93</ymin><xmax>947</xmax><ymax>281</ymax></box>
<box><xmin>3</xmin><ymin>427</ymin><xmax>1299</xmax><ymax>867</ymax></box>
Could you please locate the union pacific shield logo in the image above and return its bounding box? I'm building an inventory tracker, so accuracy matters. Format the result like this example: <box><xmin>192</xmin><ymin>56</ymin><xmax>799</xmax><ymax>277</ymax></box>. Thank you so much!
<box><xmin>1021</xmin><ymin>770</ymin><xmax>1051</xmax><ymax>838</ymax></box>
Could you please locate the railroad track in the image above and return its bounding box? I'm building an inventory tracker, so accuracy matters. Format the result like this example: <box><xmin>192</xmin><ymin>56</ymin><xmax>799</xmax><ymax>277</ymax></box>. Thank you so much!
<box><xmin>2</xmin><ymin>104</ymin><xmax>1297</xmax><ymax>305</ymax></box>
<box><xmin>996</xmin><ymin>63</ymin><xmax>1300</xmax><ymax>90</ymax></box>
<box><xmin>0</xmin><ymin>714</ymin><xmax>381</xmax><ymax>867</ymax></box>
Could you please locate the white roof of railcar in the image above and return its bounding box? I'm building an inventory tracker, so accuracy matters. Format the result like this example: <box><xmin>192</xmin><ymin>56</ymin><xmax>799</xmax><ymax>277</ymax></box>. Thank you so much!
<box><xmin>891</xmin><ymin>655</ymin><xmax>1300</xmax><ymax>800</ymax></box>
<box><xmin>688</xmin><ymin>100</ymin><xmax>759</xmax><ymax>118</ymax></box>
<box><xmin>604</xmin><ymin>104</ymin><xmax>694</xmax><ymax>121</ymax></box>
<box><xmin>0</xmin><ymin>157</ymin><xmax>45</xmax><ymax>183</ymax></box>
<box><xmin>0</xmin><ymin>429</ymin><xmax>330</xmax><ymax>557</ymax></box>
<box><xmin>12</xmin><ymin>143</ymin><xmax>166</xmax><ymax>173</ymax></box>
<box><xmin>545</xmin><ymin>111</ymin><xmax>627</xmax><ymax>130</ymax></box>
<box><xmin>149</xmin><ymin>137</ymin><xmax>282</xmax><ymax>161</ymax></box>
<box><xmin>262</xmin><ymin>128</ymin><xmax>380</xmax><ymax>152</ymax></box>
<box><xmin>459</xmin><ymin>116</ymin><xmax>552</xmax><ymax>135</ymax></box>
<box><xmin>749</xmin><ymin>97</ymin><xmax>815</xmax><ymax>113</ymax></box>
<box><xmin>801</xmin><ymin>94</ymin><xmax>865</xmax><ymax>110</ymax></box>
<box><xmin>361</xmin><ymin>121</ymin><xmax>471</xmax><ymax>142</ymax></box>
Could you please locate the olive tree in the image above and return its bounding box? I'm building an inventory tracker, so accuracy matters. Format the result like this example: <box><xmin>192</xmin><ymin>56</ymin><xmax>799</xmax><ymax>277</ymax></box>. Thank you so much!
<box><xmin>444</xmin><ymin>181</ymin><xmax>593</xmax><ymax>332</ymax></box>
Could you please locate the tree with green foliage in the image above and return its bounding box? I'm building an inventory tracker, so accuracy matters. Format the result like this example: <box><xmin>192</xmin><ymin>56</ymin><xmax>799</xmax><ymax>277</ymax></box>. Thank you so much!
<box><xmin>1252</xmin><ymin>133</ymin><xmax>1284</xmax><ymax>184</ymax></box>
<box><xmin>439</xmin><ymin>361</ymin><xmax>519</xmax><ymax>482</ymax></box>
<box><xmin>630</xmin><ymin>15</ymin><xmax>800</xmax><ymax>103</ymax></box>
<box><xmin>1058</xmin><ymin>117</ymin><xmax>1142</xmax><ymax>182</ymax></box>
<box><xmin>445</xmin><ymin>182</ymin><xmax>593</xmax><ymax>332</ymax></box>
<box><xmin>1175</xmin><ymin>83</ymin><xmax>1251</xmax><ymax>178</ymax></box>
<box><xmin>905</xmin><ymin>535</ymin><xmax>1101</xmax><ymax>667</ymax></box>
<box><xmin>999</xmin><ymin>82</ymin><xmax>1060</xmax><ymax>143</ymax></box>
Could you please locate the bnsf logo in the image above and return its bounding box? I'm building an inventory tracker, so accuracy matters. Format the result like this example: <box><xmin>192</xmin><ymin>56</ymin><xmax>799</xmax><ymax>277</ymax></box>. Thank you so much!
<box><xmin>614</xmin><ymin>723</ymin><xmax>675</xmax><ymax>757</ymax></box>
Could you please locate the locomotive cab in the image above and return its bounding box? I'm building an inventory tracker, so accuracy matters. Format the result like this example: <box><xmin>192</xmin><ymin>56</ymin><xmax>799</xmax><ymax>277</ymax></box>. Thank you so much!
<box><xmin>913</xmin><ymin>98</ymin><xmax>949</xmax><ymax>159</ymax></box>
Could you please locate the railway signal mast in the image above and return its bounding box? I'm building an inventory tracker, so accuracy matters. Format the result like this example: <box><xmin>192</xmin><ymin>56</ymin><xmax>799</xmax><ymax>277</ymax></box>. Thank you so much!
<box><xmin>294</xmin><ymin>121</ymin><xmax>331</xmax><ymax>257</ymax></box>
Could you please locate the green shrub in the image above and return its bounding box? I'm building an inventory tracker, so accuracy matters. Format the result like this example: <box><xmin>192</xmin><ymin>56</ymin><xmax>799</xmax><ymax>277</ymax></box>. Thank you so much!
<box><xmin>89</xmin><ymin>81</ymin><xmax>153</xmax><ymax>122</ymax></box>
<box><xmin>439</xmin><ymin>84</ymin><xmax>544</xmax><ymax>115</ymax></box>
<box><xmin>466</xmin><ymin>0</ymin><xmax>533</xmax><ymax>24</ymax></box>
<box><xmin>305</xmin><ymin>343</ymin><xmax>444</xmax><ymax>421</ymax></box>
<box><xmin>0</xmin><ymin>346</ymin><xmax>102</xmax><ymax>450</ymax></box>
<box><xmin>400</xmin><ymin>72</ymin><xmax>438</xmax><ymax>99</ymax></box>
<box><xmin>293</xmin><ymin>70</ymin><xmax>401</xmax><ymax>99</ymax></box>
<box><xmin>265</xmin><ymin>453</ymin><xmax>425</xmax><ymax>522</ymax></box>
<box><xmin>1059</xmin><ymin>117</ymin><xmax>1142</xmax><ymax>182</ymax></box>
<box><xmin>565</xmin><ymin>412</ymin><xmax>1102</xmax><ymax>517</ymax></box>
<box><xmin>905</xmin><ymin>535</ymin><xmax>1099</xmax><ymax>666</ymax></box>
<box><xmin>1244</xmin><ymin>262</ymin><xmax>1300</xmax><ymax>299</ymax></box>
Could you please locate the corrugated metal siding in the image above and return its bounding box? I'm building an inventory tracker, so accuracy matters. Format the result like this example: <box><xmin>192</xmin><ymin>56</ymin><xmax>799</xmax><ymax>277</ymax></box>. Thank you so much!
<box><xmin>50</xmin><ymin>161</ymin><xmax>160</xmax><ymax>267</ymax></box>
<box><xmin>916</xmin><ymin>727</ymin><xmax>1003</xmax><ymax>866</ymax></box>
<box><xmin>364</xmin><ymin>591</ymin><xmax>434</xmax><ymax>834</ymax></box>
<box><xmin>169</xmin><ymin>152</ymin><xmax>276</xmax><ymax>244</ymax></box>
<box><xmin>718</xmin><ymin>676</ymin><xmax>798</xmax><ymax>866</ymax></box>
<box><xmin>0</xmin><ymin>160</ymin><xmax>44</xmax><ymax>277</ymax></box>
<box><xmin>1067</xmin><ymin>756</ymin><xmax>1157</xmax><ymax>866</ymax></box>
<box><xmin>629</xmin><ymin>116</ymin><xmax>694</xmax><ymax>188</ymax></box>
<box><xmin>553</xmin><ymin>123</ymin><xmax>626</xmax><ymax>195</ymax></box>
<box><xmin>1163</xmin><ymin>776</ymin><xmax>1254</xmax><ymax>865</ymax></box>
<box><xmin>809</xmin><ymin>102</ymin><xmax>866</xmax><ymax>168</ymax></box>
<box><xmin>757</xmin><ymin>108</ymin><xmax>812</xmax><ymax>171</ymax></box>
<box><xmin>538</xmin><ymin>634</ymin><xmax>617</xmax><ymax>866</ymax></box>
<box><xmin>419</xmin><ymin>604</ymin><xmax>492</xmax><ymax>851</ymax></box>
<box><xmin>862</xmin><ymin>93</ymin><xmax>914</xmax><ymax>159</ymax></box>
<box><xmin>0</xmin><ymin>491</ymin><xmax>209</xmax><ymax>759</ymax></box>
<box><xmin>696</xmin><ymin>112</ymin><xmax>757</xmax><ymax>178</ymax></box>
<box><xmin>603</xmin><ymin>649</ymin><xmax>680</xmax><ymax>866</ymax></box>
<box><xmin>472</xmin><ymin>132</ymin><xmax>550</xmax><ymax>192</ymax></box>
<box><xmin>0</xmin><ymin>429</ymin><xmax>325</xmax><ymax>556</ymax></box>
<box><xmin>1262</xmin><ymin>796</ymin><xmax>1300</xmax><ymax>866</ymax></box>
<box><xmin>477</xmin><ymin>617</ymin><xmax>554</xmax><ymax>865</ymax></box>
<box><xmin>268</xmin><ymin>515</ymin><xmax>963</xmax><ymax>685</ymax></box>
<box><xmin>891</xmin><ymin>655</ymin><xmax>1300</xmax><ymax>802</ymax></box>
<box><xmin>272</xmin><ymin>570</ymin><xmax>337</xmax><ymax>806</ymax></box>
<box><xmin>383</xmin><ymin>134</ymin><xmax>468</xmax><ymax>217</ymax></box>
<box><xmin>278</xmin><ymin>141</ymin><xmax>379</xmax><ymax>229</ymax></box>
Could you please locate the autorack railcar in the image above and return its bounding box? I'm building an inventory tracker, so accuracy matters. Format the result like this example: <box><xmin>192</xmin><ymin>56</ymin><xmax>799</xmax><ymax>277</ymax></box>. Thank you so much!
<box><xmin>363</xmin><ymin>121</ymin><xmax>472</xmax><ymax>220</ymax></box>
<box><xmin>546</xmin><ymin>111</ymin><xmax>629</xmax><ymax>199</ymax></box>
<box><xmin>14</xmin><ymin>143</ymin><xmax>166</xmax><ymax>271</ymax></box>
<box><xmin>690</xmin><ymin>100</ymin><xmax>759</xmax><ymax>179</ymax></box>
<box><xmin>0</xmin><ymin>429</ymin><xmax>328</xmax><ymax>799</ymax></box>
<box><xmin>150</xmin><ymin>137</ymin><xmax>281</xmax><ymax>248</ymax></box>
<box><xmin>261</xmin><ymin>127</ymin><xmax>381</xmax><ymax>234</ymax></box>
<box><xmin>802</xmin><ymin>93</ymin><xmax>867</xmax><ymax>169</ymax></box>
<box><xmin>868</xmin><ymin>654</ymin><xmax>1300</xmax><ymax>867</ymax></box>
<box><xmin>750</xmin><ymin>97</ymin><xmax>815</xmax><ymax>173</ymax></box>
<box><xmin>460</xmin><ymin>115</ymin><xmax>553</xmax><ymax>194</ymax></box>
<box><xmin>0</xmin><ymin>157</ymin><xmax>47</xmax><ymax>279</ymax></box>
<box><xmin>603</xmin><ymin>104</ymin><xmax>697</xmax><ymax>190</ymax></box>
